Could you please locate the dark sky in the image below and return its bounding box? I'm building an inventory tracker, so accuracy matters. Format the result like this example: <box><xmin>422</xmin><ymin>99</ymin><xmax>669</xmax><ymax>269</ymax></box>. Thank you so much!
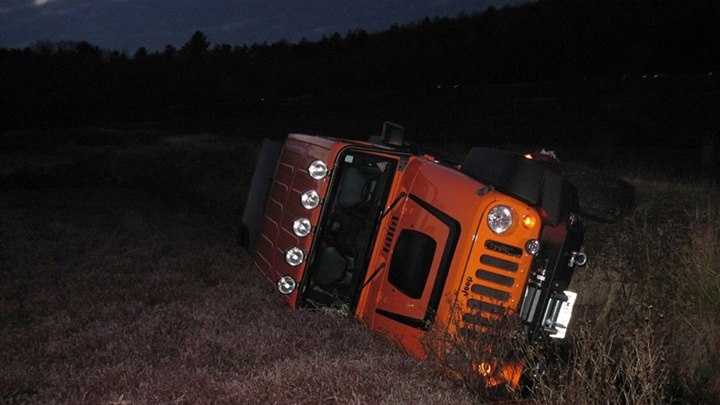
<box><xmin>0</xmin><ymin>0</ymin><xmax>524</xmax><ymax>51</ymax></box>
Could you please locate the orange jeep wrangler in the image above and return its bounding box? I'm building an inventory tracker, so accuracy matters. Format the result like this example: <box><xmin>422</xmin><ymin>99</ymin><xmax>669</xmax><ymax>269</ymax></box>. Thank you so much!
<box><xmin>241</xmin><ymin>124</ymin><xmax>586</xmax><ymax>386</ymax></box>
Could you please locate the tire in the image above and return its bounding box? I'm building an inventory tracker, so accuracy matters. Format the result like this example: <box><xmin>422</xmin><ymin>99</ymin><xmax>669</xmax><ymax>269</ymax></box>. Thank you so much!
<box><xmin>563</xmin><ymin>164</ymin><xmax>635</xmax><ymax>224</ymax></box>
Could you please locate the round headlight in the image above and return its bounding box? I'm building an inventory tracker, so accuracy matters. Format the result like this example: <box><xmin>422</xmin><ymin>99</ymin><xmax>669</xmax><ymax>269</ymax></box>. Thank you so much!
<box><xmin>292</xmin><ymin>217</ymin><xmax>312</xmax><ymax>237</ymax></box>
<box><xmin>308</xmin><ymin>160</ymin><xmax>328</xmax><ymax>180</ymax></box>
<box><xmin>285</xmin><ymin>247</ymin><xmax>304</xmax><ymax>266</ymax></box>
<box><xmin>525</xmin><ymin>239</ymin><xmax>541</xmax><ymax>256</ymax></box>
<box><xmin>487</xmin><ymin>205</ymin><xmax>513</xmax><ymax>234</ymax></box>
<box><xmin>277</xmin><ymin>275</ymin><xmax>297</xmax><ymax>295</ymax></box>
<box><xmin>300</xmin><ymin>190</ymin><xmax>320</xmax><ymax>210</ymax></box>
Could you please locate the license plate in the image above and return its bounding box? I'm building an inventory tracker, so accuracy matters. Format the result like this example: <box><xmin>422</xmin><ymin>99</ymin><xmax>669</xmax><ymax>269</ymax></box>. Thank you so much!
<box><xmin>549</xmin><ymin>290</ymin><xmax>577</xmax><ymax>339</ymax></box>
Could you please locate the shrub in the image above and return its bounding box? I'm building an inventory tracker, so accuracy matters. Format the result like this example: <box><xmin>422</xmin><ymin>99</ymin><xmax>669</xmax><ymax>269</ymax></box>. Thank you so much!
<box><xmin>423</xmin><ymin>310</ymin><xmax>528</xmax><ymax>402</ymax></box>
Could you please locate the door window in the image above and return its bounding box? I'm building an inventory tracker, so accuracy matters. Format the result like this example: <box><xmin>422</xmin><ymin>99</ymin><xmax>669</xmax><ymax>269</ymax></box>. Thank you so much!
<box><xmin>387</xmin><ymin>229</ymin><xmax>437</xmax><ymax>299</ymax></box>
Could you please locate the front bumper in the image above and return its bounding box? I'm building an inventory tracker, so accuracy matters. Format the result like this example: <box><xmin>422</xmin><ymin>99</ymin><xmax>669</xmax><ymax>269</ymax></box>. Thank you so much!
<box><xmin>519</xmin><ymin>214</ymin><xmax>585</xmax><ymax>340</ymax></box>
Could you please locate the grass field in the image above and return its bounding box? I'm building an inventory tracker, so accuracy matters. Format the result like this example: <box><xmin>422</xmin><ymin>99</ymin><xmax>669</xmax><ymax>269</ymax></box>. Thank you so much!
<box><xmin>1</xmin><ymin>129</ymin><xmax>718</xmax><ymax>404</ymax></box>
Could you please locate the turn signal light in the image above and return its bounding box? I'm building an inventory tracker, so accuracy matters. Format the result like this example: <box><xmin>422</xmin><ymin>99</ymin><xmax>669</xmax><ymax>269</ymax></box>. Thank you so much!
<box><xmin>522</xmin><ymin>215</ymin><xmax>536</xmax><ymax>229</ymax></box>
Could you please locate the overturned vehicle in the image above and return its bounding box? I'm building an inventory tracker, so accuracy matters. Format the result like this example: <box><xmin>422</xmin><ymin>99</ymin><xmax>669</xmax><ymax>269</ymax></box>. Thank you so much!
<box><xmin>241</xmin><ymin>127</ymin><xmax>588</xmax><ymax>386</ymax></box>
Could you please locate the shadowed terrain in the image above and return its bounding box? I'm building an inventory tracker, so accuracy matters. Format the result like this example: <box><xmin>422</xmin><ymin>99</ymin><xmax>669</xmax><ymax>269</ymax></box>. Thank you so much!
<box><xmin>1</xmin><ymin>129</ymin><xmax>718</xmax><ymax>403</ymax></box>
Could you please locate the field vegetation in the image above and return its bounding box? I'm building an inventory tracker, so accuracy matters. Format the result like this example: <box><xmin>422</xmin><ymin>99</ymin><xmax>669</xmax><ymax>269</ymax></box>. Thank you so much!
<box><xmin>1</xmin><ymin>128</ymin><xmax>718</xmax><ymax>404</ymax></box>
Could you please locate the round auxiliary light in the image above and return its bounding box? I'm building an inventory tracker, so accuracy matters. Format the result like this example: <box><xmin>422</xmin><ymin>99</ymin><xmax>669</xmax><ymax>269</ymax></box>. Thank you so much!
<box><xmin>487</xmin><ymin>205</ymin><xmax>513</xmax><ymax>235</ymax></box>
<box><xmin>292</xmin><ymin>217</ymin><xmax>312</xmax><ymax>237</ymax></box>
<box><xmin>300</xmin><ymin>190</ymin><xmax>320</xmax><ymax>210</ymax></box>
<box><xmin>308</xmin><ymin>160</ymin><xmax>329</xmax><ymax>180</ymax></box>
<box><xmin>277</xmin><ymin>275</ymin><xmax>297</xmax><ymax>295</ymax></box>
<box><xmin>285</xmin><ymin>247</ymin><xmax>304</xmax><ymax>266</ymax></box>
<box><xmin>525</xmin><ymin>239</ymin><xmax>541</xmax><ymax>256</ymax></box>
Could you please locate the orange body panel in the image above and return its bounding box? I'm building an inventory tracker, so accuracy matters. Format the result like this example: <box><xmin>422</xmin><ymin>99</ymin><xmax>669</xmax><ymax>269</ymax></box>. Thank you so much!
<box><xmin>356</xmin><ymin>156</ymin><xmax>541</xmax><ymax>358</ymax></box>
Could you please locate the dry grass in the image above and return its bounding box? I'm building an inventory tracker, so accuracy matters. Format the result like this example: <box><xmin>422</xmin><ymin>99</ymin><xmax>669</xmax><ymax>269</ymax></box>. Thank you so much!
<box><xmin>2</xmin><ymin>129</ymin><xmax>719</xmax><ymax>404</ymax></box>
<box><xmin>522</xmin><ymin>311</ymin><xmax>670</xmax><ymax>405</ymax></box>
<box><xmin>0</xmin><ymin>132</ymin><xmax>481</xmax><ymax>405</ymax></box>
<box><xmin>0</xmin><ymin>187</ymin><xmax>478</xmax><ymax>404</ymax></box>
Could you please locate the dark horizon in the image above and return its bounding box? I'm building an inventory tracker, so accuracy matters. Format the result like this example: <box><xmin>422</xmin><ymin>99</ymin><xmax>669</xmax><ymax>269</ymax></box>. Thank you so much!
<box><xmin>0</xmin><ymin>0</ymin><xmax>525</xmax><ymax>51</ymax></box>
<box><xmin>1</xmin><ymin>0</ymin><xmax>719</xmax><ymax>174</ymax></box>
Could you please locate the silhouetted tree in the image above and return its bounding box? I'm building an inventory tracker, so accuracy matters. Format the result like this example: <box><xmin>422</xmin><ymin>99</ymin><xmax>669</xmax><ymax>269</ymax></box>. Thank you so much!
<box><xmin>1</xmin><ymin>0</ymin><xmax>719</xmax><ymax>147</ymax></box>
<box><xmin>134</xmin><ymin>46</ymin><xmax>148</xmax><ymax>60</ymax></box>
<box><xmin>180</xmin><ymin>31</ymin><xmax>210</xmax><ymax>59</ymax></box>
<box><xmin>163</xmin><ymin>44</ymin><xmax>177</xmax><ymax>59</ymax></box>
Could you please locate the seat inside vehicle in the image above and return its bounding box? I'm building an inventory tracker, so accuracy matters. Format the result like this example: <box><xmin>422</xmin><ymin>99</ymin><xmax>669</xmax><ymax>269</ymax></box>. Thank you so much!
<box><xmin>312</xmin><ymin>246</ymin><xmax>347</xmax><ymax>286</ymax></box>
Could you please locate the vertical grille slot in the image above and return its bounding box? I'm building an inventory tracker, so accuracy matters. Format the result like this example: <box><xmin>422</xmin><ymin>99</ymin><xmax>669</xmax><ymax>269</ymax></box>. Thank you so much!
<box><xmin>471</xmin><ymin>284</ymin><xmax>510</xmax><ymax>301</ymax></box>
<box><xmin>480</xmin><ymin>255</ymin><xmax>518</xmax><ymax>272</ymax></box>
<box><xmin>468</xmin><ymin>299</ymin><xmax>506</xmax><ymax>314</ymax></box>
<box><xmin>463</xmin><ymin>313</ymin><xmax>493</xmax><ymax>327</ymax></box>
<box><xmin>475</xmin><ymin>270</ymin><xmax>515</xmax><ymax>287</ymax></box>
<box><xmin>382</xmin><ymin>216</ymin><xmax>399</xmax><ymax>253</ymax></box>
<box><xmin>485</xmin><ymin>240</ymin><xmax>523</xmax><ymax>257</ymax></box>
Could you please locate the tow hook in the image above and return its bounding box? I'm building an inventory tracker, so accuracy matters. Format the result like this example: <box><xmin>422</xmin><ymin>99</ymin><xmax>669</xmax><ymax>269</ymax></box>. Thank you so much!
<box><xmin>569</xmin><ymin>251</ymin><xmax>588</xmax><ymax>268</ymax></box>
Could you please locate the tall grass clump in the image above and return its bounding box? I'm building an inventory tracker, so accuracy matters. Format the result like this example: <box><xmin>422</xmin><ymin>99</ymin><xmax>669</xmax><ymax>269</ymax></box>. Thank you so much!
<box><xmin>524</xmin><ymin>310</ymin><xmax>669</xmax><ymax>404</ymax></box>
<box><xmin>423</xmin><ymin>311</ymin><xmax>528</xmax><ymax>402</ymax></box>
<box><xmin>666</xmin><ymin>203</ymin><xmax>720</xmax><ymax>402</ymax></box>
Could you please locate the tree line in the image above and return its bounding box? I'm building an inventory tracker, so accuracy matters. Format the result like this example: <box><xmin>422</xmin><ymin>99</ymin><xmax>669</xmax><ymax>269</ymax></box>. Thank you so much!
<box><xmin>1</xmin><ymin>0</ymin><xmax>719</xmax><ymax>135</ymax></box>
